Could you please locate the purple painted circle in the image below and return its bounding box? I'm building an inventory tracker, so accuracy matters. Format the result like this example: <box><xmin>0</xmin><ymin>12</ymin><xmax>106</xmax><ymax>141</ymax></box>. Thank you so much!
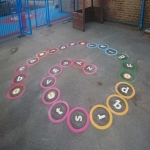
<box><xmin>7</xmin><ymin>84</ymin><xmax>26</xmax><ymax>100</ymax></box>
<box><xmin>82</xmin><ymin>64</ymin><xmax>98</xmax><ymax>75</ymax></box>
<box><xmin>67</xmin><ymin>107</ymin><xmax>90</xmax><ymax>133</ymax></box>
<box><xmin>12</xmin><ymin>73</ymin><xmax>28</xmax><ymax>84</ymax></box>
<box><xmin>48</xmin><ymin>65</ymin><xmax>63</xmax><ymax>76</ymax></box>
<box><xmin>36</xmin><ymin>51</ymin><xmax>48</xmax><ymax>58</ymax></box>
<box><xmin>42</xmin><ymin>88</ymin><xmax>60</xmax><ymax>105</ymax></box>
<box><xmin>27</xmin><ymin>57</ymin><xmax>39</xmax><ymax>66</ymax></box>
<box><xmin>14</xmin><ymin>64</ymin><xmax>28</xmax><ymax>74</ymax></box>
<box><xmin>40</xmin><ymin>76</ymin><xmax>56</xmax><ymax>89</ymax></box>
<box><xmin>73</xmin><ymin>59</ymin><xmax>86</xmax><ymax>68</ymax></box>
<box><xmin>48</xmin><ymin>100</ymin><xmax>70</xmax><ymax>123</ymax></box>
<box><xmin>60</xmin><ymin>58</ymin><xmax>73</xmax><ymax>68</ymax></box>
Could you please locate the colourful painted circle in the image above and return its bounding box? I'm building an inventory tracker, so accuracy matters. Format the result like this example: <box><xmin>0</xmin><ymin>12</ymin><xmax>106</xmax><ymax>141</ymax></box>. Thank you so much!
<box><xmin>97</xmin><ymin>44</ymin><xmax>109</xmax><ymax>50</ymax></box>
<box><xmin>48</xmin><ymin>48</ymin><xmax>59</xmax><ymax>54</ymax></box>
<box><xmin>73</xmin><ymin>59</ymin><xmax>86</xmax><ymax>68</ymax></box>
<box><xmin>27</xmin><ymin>57</ymin><xmax>39</xmax><ymax>66</ymax></box>
<box><xmin>7</xmin><ymin>84</ymin><xmax>26</xmax><ymax>100</ymax></box>
<box><xmin>15</xmin><ymin>64</ymin><xmax>28</xmax><ymax>74</ymax></box>
<box><xmin>115</xmin><ymin>82</ymin><xmax>135</xmax><ymax>99</ymax></box>
<box><xmin>106</xmin><ymin>94</ymin><xmax>129</xmax><ymax>116</ymax></box>
<box><xmin>60</xmin><ymin>58</ymin><xmax>72</xmax><ymax>68</ymax></box>
<box><xmin>82</xmin><ymin>64</ymin><xmax>98</xmax><ymax>75</ymax></box>
<box><xmin>90</xmin><ymin>104</ymin><xmax>113</xmax><ymax>130</ymax></box>
<box><xmin>48</xmin><ymin>66</ymin><xmax>62</xmax><ymax>76</ymax></box>
<box><xmin>12</xmin><ymin>73</ymin><xmax>28</xmax><ymax>84</ymax></box>
<box><xmin>79</xmin><ymin>41</ymin><xmax>87</xmax><ymax>46</ymax></box>
<box><xmin>42</xmin><ymin>88</ymin><xmax>60</xmax><ymax>105</ymax></box>
<box><xmin>87</xmin><ymin>43</ymin><xmax>97</xmax><ymax>48</ymax></box>
<box><xmin>119</xmin><ymin>70</ymin><xmax>136</xmax><ymax>83</ymax></box>
<box><xmin>36</xmin><ymin>51</ymin><xmax>47</xmax><ymax>58</ymax></box>
<box><xmin>116</xmin><ymin>53</ymin><xmax>129</xmax><ymax>61</ymax></box>
<box><xmin>121</xmin><ymin>61</ymin><xmax>137</xmax><ymax>71</ymax></box>
<box><xmin>48</xmin><ymin>100</ymin><xmax>70</xmax><ymax>123</ymax></box>
<box><xmin>40</xmin><ymin>76</ymin><xmax>56</xmax><ymax>89</ymax></box>
<box><xmin>67</xmin><ymin>107</ymin><xmax>90</xmax><ymax>133</ymax></box>
<box><xmin>59</xmin><ymin>45</ymin><xmax>68</xmax><ymax>50</ymax></box>
<box><xmin>68</xmin><ymin>42</ymin><xmax>77</xmax><ymax>46</ymax></box>
<box><xmin>105</xmin><ymin>48</ymin><xmax>118</xmax><ymax>56</ymax></box>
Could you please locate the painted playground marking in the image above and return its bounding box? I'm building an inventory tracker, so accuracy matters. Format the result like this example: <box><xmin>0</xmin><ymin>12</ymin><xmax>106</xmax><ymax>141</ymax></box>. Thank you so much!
<box><xmin>7</xmin><ymin>40</ymin><xmax>138</xmax><ymax>133</ymax></box>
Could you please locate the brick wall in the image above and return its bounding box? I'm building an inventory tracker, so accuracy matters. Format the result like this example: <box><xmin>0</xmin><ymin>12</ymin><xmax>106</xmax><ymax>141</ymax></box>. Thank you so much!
<box><xmin>78</xmin><ymin>0</ymin><xmax>150</xmax><ymax>27</ymax></box>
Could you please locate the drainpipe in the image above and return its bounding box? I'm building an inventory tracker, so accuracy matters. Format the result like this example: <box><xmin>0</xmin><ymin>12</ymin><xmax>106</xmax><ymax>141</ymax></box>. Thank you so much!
<box><xmin>140</xmin><ymin>0</ymin><xmax>146</xmax><ymax>29</ymax></box>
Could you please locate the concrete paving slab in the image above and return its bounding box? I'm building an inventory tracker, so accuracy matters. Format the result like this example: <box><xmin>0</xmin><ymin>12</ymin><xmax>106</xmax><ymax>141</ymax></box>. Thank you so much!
<box><xmin>0</xmin><ymin>22</ymin><xmax>150</xmax><ymax>150</ymax></box>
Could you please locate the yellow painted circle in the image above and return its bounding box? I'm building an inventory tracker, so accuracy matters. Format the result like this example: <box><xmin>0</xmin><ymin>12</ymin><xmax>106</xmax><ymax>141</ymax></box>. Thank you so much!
<box><xmin>123</xmin><ymin>73</ymin><xmax>131</xmax><ymax>79</ymax></box>
<box><xmin>115</xmin><ymin>82</ymin><xmax>135</xmax><ymax>99</ymax></box>
<box><xmin>12</xmin><ymin>88</ymin><xmax>20</xmax><ymax>95</ymax></box>
<box><xmin>106</xmin><ymin>94</ymin><xmax>129</xmax><ymax>116</ymax></box>
<box><xmin>47</xmin><ymin>91</ymin><xmax>55</xmax><ymax>99</ymax></box>
<box><xmin>90</xmin><ymin>104</ymin><xmax>113</xmax><ymax>130</ymax></box>
<box><xmin>80</xmin><ymin>42</ymin><xmax>86</xmax><ymax>45</ymax></box>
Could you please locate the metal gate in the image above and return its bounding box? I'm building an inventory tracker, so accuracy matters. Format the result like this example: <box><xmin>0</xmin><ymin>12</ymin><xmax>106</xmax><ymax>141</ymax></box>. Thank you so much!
<box><xmin>33</xmin><ymin>0</ymin><xmax>50</xmax><ymax>28</ymax></box>
<box><xmin>0</xmin><ymin>0</ymin><xmax>32</xmax><ymax>41</ymax></box>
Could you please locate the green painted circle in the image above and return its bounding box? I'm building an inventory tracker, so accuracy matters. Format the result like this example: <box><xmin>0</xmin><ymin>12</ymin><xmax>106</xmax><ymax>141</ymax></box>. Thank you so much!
<box><xmin>121</xmin><ymin>61</ymin><xmax>137</xmax><ymax>71</ymax></box>
<box><xmin>116</xmin><ymin>53</ymin><xmax>129</xmax><ymax>61</ymax></box>
<box><xmin>119</xmin><ymin>70</ymin><xmax>137</xmax><ymax>83</ymax></box>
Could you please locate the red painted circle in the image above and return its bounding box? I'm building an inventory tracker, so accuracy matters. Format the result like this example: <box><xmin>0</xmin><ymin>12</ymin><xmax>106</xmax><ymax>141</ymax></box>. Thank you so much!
<box><xmin>12</xmin><ymin>73</ymin><xmax>28</xmax><ymax>84</ymax></box>
<box><xmin>82</xmin><ymin>64</ymin><xmax>98</xmax><ymax>75</ymax></box>
<box><xmin>26</xmin><ymin>57</ymin><xmax>39</xmax><ymax>66</ymax></box>
<box><xmin>48</xmin><ymin>48</ymin><xmax>59</xmax><ymax>54</ymax></box>
<box><xmin>36</xmin><ymin>51</ymin><xmax>48</xmax><ymax>58</ymax></box>
<box><xmin>72</xmin><ymin>58</ymin><xmax>86</xmax><ymax>68</ymax></box>
<box><xmin>7</xmin><ymin>84</ymin><xmax>26</xmax><ymax>100</ymax></box>
<box><xmin>14</xmin><ymin>64</ymin><xmax>29</xmax><ymax>74</ymax></box>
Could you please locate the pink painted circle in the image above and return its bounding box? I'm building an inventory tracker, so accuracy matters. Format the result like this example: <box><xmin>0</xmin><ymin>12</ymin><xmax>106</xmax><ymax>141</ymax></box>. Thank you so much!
<box><xmin>42</xmin><ymin>88</ymin><xmax>60</xmax><ymax>105</ymax></box>
<box><xmin>48</xmin><ymin>65</ymin><xmax>63</xmax><ymax>76</ymax></box>
<box><xmin>7</xmin><ymin>84</ymin><xmax>26</xmax><ymax>100</ymax></box>
<box><xmin>14</xmin><ymin>64</ymin><xmax>28</xmax><ymax>74</ymax></box>
<box><xmin>72</xmin><ymin>58</ymin><xmax>86</xmax><ymax>68</ymax></box>
<box><xmin>27</xmin><ymin>57</ymin><xmax>39</xmax><ymax>66</ymax></box>
<box><xmin>60</xmin><ymin>58</ymin><xmax>73</xmax><ymax>68</ymax></box>
<box><xmin>67</xmin><ymin>107</ymin><xmax>90</xmax><ymax>133</ymax></box>
<box><xmin>12</xmin><ymin>73</ymin><xmax>28</xmax><ymax>84</ymax></box>
<box><xmin>36</xmin><ymin>51</ymin><xmax>48</xmax><ymax>58</ymax></box>
<box><xmin>82</xmin><ymin>64</ymin><xmax>98</xmax><ymax>75</ymax></box>
<box><xmin>40</xmin><ymin>76</ymin><xmax>56</xmax><ymax>89</ymax></box>
<box><xmin>48</xmin><ymin>100</ymin><xmax>70</xmax><ymax>123</ymax></box>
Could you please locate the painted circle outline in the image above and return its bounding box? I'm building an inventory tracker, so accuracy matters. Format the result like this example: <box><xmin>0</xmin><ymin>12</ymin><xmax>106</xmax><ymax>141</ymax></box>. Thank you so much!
<box><xmin>48</xmin><ymin>48</ymin><xmax>59</xmax><ymax>54</ymax></box>
<box><xmin>79</xmin><ymin>41</ymin><xmax>87</xmax><ymax>46</ymax></box>
<box><xmin>105</xmin><ymin>48</ymin><xmax>118</xmax><ymax>56</ymax></box>
<box><xmin>119</xmin><ymin>70</ymin><xmax>136</xmax><ymax>83</ymax></box>
<box><xmin>60</xmin><ymin>58</ymin><xmax>73</xmax><ymax>68</ymax></box>
<box><xmin>40</xmin><ymin>75</ymin><xmax>56</xmax><ymax>89</ymax></box>
<box><xmin>87</xmin><ymin>43</ymin><xmax>98</xmax><ymax>48</ymax></box>
<box><xmin>36</xmin><ymin>51</ymin><xmax>48</xmax><ymax>58</ymax></box>
<box><xmin>115</xmin><ymin>82</ymin><xmax>135</xmax><ymax>99</ymax></box>
<box><xmin>14</xmin><ymin>64</ymin><xmax>29</xmax><ymax>74</ymax></box>
<box><xmin>72</xmin><ymin>58</ymin><xmax>86</xmax><ymax>68</ymax></box>
<box><xmin>7</xmin><ymin>84</ymin><xmax>26</xmax><ymax>100</ymax></box>
<box><xmin>67</xmin><ymin>107</ymin><xmax>90</xmax><ymax>133</ymax></box>
<box><xmin>68</xmin><ymin>42</ymin><xmax>77</xmax><ymax>47</ymax></box>
<box><xmin>82</xmin><ymin>64</ymin><xmax>98</xmax><ymax>75</ymax></box>
<box><xmin>42</xmin><ymin>87</ymin><xmax>60</xmax><ymax>105</ymax></box>
<box><xmin>48</xmin><ymin>65</ymin><xmax>63</xmax><ymax>76</ymax></box>
<box><xmin>12</xmin><ymin>73</ymin><xmax>28</xmax><ymax>84</ymax></box>
<box><xmin>121</xmin><ymin>61</ymin><xmax>137</xmax><ymax>71</ymax></box>
<box><xmin>48</xmin><ymin>100</ymin><xmax>70</xmax><ymax>123</ymax></box>
<box><xmin>106</xmin><ymin>94</ymin><xmax>129</xmax><ymax>116</ymax></box>
<box><xmin>26</xmin><ymin>57</ymin><xmax>40</xmax><ymax>66</ymax></box>
<box><xmin>97</xmin><ymin>44</ymin><xmax>109</xmax><ymax>50</ymax></box>
<box><xmin>90</xmin><ymin>104</ymin><xmax>113</xmax><ymax>130</ymax></box>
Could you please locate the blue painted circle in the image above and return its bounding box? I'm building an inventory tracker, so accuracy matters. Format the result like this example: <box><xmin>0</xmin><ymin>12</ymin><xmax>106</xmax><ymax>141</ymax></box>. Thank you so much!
<box><xmin>87</xmin><ymin>43</ymin><xmax>98</xmax><ymax>49</ymax></box>
<box><xmin>105</xmin><ymin>48</ymin><xmax>118</xmax><ymax>56</ymax></box>
<box><xmin>97</xmin><ymin>44</ymin><xmax>109</xmax><ymax>50</ymax></box>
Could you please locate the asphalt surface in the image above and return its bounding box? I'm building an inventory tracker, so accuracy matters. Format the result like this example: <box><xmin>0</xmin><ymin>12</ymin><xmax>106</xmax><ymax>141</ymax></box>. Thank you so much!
<box><xmin>0</xmin><ymin>21</ymin><xmax>150</xmax><ymax>150</ymax></box>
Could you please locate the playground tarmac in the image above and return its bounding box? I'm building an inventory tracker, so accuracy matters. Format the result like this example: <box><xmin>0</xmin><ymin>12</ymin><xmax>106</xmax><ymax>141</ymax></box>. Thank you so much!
<box><xmin>0</xmin><ymin>21</ymin><xmax>150</xmax><ymax>150</ymax></box>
